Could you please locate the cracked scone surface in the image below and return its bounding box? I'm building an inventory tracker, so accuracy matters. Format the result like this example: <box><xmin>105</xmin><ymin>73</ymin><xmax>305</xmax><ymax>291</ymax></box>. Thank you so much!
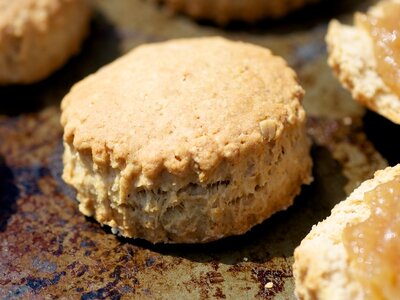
<box><xmin>293</xmin><ymin>164</ymin><xmax>400</xmax><ymax>300</ymax></box>
<box><xmin>61</xmin><ymin>37</ymin><xmax>312</xmax><ymax>243</ymax></box>
<box><xmin>159</xmin><ymin>0</ymin><xmax>319</xmax><ymax>24</ymax></box>
<box><xmin>326</xmin><ymin>0</ymin><xmax>400</xmax><ymax>124</ymax></box>
<box><xmin>0</xmin><ymin>0</ymin><xmax>91</xmax><ymax>84</ymax></box>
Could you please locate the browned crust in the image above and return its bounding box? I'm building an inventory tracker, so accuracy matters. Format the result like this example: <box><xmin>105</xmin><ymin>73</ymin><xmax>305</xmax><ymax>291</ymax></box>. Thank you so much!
<box><xmin>158</xmin><ymin>0</ymin><xmax>319</xmax><ymax>24</ymax></box>
<box><xmin>61</xmin><ymin>37</ymin><xmax>307</xmax><ymax>183</ymax></box>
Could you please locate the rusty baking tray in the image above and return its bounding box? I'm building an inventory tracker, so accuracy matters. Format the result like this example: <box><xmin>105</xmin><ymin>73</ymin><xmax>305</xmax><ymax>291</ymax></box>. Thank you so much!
<box><xmin>1</xmin><ymin>0</ymin><xmax>399</xmax><ymax>299</ymax></box>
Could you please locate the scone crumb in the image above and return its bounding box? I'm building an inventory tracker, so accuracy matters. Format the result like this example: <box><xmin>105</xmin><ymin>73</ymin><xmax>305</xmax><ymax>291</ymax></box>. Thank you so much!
<box><xmin>111</xmin><ymin>227</ymin><xmax>120</xmax><ymax>235</ymax></box>
<box><xmin>342</xmin><ymin>117</ymin><xmax>352</xmax><ymax>125</ymax></box>
<box><xmin>259</xmin><ymin>119</ymin><xmax>277</xmax><ymax>141</ymax></box>
<box><xmin>265</xmin><ymin>282</ymin><xmax>274</xmax><ymax>289</ymax></box>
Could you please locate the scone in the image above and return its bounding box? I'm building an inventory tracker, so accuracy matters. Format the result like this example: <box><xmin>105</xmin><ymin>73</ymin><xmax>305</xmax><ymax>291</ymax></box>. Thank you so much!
<box><xmin>158</xmin><ymin>0</ymin><xmax>319</xmax><ymax>24</ymax></box>
<box><xmin>0</xmin><ymin>0</ymin><xmax>91</xmax><ymax>85</ymax></box>
<box><xmin>61</xmin><ymin>37</ymin><xmax>312</xmax><ymax>243</ymax></box>
<box><xmin>293</xmin><ymin>165</ymin><xmax>400</xmax><ymax>300</ymax></box>
<box><xmin>327</xmin><ymin>0</ymin><xmax>400</xmax><ymax>124</ymax></box>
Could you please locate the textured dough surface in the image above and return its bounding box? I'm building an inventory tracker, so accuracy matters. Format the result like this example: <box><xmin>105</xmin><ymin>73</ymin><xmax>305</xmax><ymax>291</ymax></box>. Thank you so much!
<box><xmin>293</xmin><ymin>164</ymin><xmax>400</xmax><ymax>300</ymax></box>
<box><xmin>61</xmin><ymin>37</ymin><xmax>312</xmax><ymax>243</ymax></box>
<box><xmin>158</xmin><ymin>0</ymin><xmax>319</xmax><ymax>24</ymax></box>
<box><xmin>0</xmin><ymin>0</ymin><xmax>91</xmax><ymax>84</ymax></box>
<box><xmin>326</xmin><ymin>0</ymin><xmax>400</xmax><ymax>124</ymax></box>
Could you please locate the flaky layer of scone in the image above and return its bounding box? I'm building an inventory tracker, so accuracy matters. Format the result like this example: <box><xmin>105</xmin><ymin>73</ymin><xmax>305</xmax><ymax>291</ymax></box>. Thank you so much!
<box><xmin>61</xmin><ymin>37</ymin><xmax>312</xmax><ymax>243</ymax></box>
<box><xmin>293</xmin><ymin>164</ymin><xmax>400</xmax><ymax>300</ymax></box>
<box><xmin>326</xmin><ymin>0</ymin><xmax>400</xmax><ymax>124</ymax></box>
<box><xmin>158</xmin><ymin>0</ymin><xmax>319</xmax><ymax>24</ymax></box>
<box><xmin>63</xmin><ymin>121</ymin><xmax>311</xmax><ymax>243</ymax></box>
<box><xmin>0</xmin><ymin>0</ymin><xmax>91</xmax><ymax>84</ymax></box>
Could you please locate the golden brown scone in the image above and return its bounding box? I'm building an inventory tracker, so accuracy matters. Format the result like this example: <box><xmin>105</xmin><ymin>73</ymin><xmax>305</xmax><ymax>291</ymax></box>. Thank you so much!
<box><xmin>326</xmin><ymin>0</ymin><xmax>400</xmax><ymax>124</ymax></box>
<box><xmin>293</xmin><ymin>164</ymin><xmax>400</xmax><ymax>300</ymax></box>
<box><xmin>61</xmin><ymin>37</ymin><xmax>312</xmax><ymax>243</ymax></box>
<box><xmin>0</xmin><ymin>0</ymin><xmax>91</xmax><ymax>85</ymax></box>
<box><xmin>158</xmin><ymin>0</ymin><xmax>319</xmax><ymax>24</ymax></box>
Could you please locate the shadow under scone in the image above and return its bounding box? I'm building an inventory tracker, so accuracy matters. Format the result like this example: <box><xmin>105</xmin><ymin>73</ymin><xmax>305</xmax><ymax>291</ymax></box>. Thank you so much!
<box><xmin>364</xmin><ymin>110</ymin><xmax>400</xmax><ymax>166</ymax></box>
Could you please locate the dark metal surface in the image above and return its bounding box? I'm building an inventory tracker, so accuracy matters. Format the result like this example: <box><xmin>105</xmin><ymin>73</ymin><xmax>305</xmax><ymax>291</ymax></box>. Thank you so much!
<box><xmin>0</xmin><ymin>0</ymin><xmax>391</xmax><ymax>299</ymax></box>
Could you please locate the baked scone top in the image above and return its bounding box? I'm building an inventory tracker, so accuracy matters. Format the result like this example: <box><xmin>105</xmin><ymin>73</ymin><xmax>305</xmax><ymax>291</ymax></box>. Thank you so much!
<box><xmin>0</xmin><ymin>0</ymin><xmax>66</xmax><ymax>30</ymax></box>
<box><xmin>61</xmin><ymin>37</ymin><xmax>304</xmax><ymax>181</ymax></box>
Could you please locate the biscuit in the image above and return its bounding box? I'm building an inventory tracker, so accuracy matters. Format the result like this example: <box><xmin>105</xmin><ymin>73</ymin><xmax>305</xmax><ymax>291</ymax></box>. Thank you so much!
<box><xmin>158</xmin><ymin>0</ymin><xmax>319</xmax><ymax>24</ymax></box>
<box><xmin>61</xmin><ymin>37</ymin><xmax>312</xmax><ymax>243</ymax></box>
<box><xmin>326</xmin><ymin>0</ymin><xmax>400</xmax><ymax>124</ymax></box>
<box><xmin>293</xmin><ymin>165</ymin><xmax>400</xmax><ymax>300</ymax></box>
<box><xmin>0</xmin><ymin>0</ymin><xmax>91</xmax><ymax>84</ymax></box>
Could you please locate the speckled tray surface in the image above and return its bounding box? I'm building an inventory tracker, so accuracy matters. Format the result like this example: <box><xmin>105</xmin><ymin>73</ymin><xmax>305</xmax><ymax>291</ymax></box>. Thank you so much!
<box><xmin>1</xmin><ymin>0</ymin><xmax>398</xmax><ymax>299</ymax></box>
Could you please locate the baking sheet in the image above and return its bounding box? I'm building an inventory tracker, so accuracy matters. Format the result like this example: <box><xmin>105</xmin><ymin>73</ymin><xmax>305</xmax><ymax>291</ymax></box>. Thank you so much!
<box><xmin>0</xmin><ymin>0</ymin><xmax>394</xmax><ymax>299</ymax></box>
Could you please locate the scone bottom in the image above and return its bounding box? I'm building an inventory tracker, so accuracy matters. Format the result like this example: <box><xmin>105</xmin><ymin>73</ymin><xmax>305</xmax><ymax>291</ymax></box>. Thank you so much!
<box><xmin>61</xmin><ymin>37</ymin><xmax>312</xmax><ymax>243</ymax></box>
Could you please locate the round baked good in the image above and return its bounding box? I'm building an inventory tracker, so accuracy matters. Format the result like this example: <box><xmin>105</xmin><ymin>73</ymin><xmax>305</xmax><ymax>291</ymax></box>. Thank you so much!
<box><xmin>327</xmin><ymin>0</ymin><xmax>400</xmax><ymax>124</ymax></box>
<box><xmin>293</xmin><ymin>164</ymin><xmax>400</xmax><ymax>300</ymax></box>
<box><xmin>158</xmin><ymin>0</ymin><xmax>319</xmax><ymax>24</ymax></box>
<box><xmin>0</xmin><ymin>0</ymin><xmax>91</xmax><ymax>85</ymax></box>
<box><xmin>61</xmin><ymin>37</ymin><xmax>312</xmax><ymax>243</ymax></box>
